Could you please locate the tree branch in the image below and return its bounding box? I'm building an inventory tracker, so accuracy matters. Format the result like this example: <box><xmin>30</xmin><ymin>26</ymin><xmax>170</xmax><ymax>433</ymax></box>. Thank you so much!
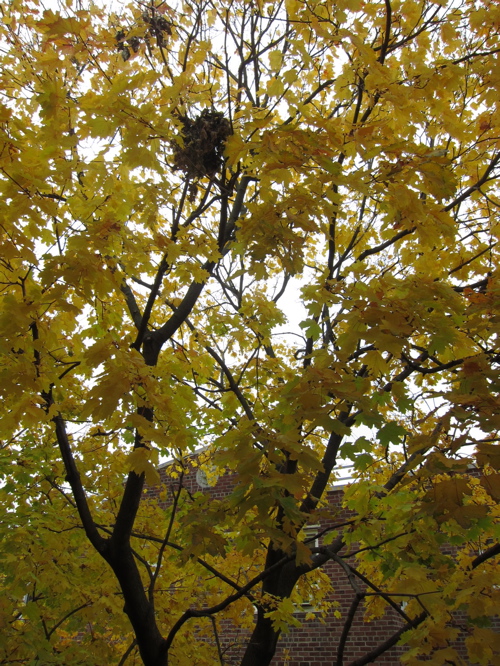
<box><xmin>153</xmin><ymin>177</ymin><xmax>251</xmax><ymax>351</ymax></box>
<box><xmin>51</xmin><ymin>411</ymin><xmax>106</xmax><ymax>553</ymax></box>
<box><xmin>149</xmin><ymin>472</ymin><xmax>185</xmax><ymax>605</ymax></box>
<box><xmin>444</xmin><ymin>152</ymin><xmax>500</xmax><ymax>212</ymax></box>
<box><xmin>471</xmin><ymin>541</ymin><xmax>500</xmax><ymax>568</ymax></box>
<box><xmin>120</xmin><ymin>280</ymin><xmax>143</xmax><ymax>330</ymax></box>
<box><xmin>356</xmin><ymin>227</ymin><xmax>416</xmax><ymax>263</ymax></box>
<box><xmin>45</xmin><ymin>602</ymin><xmax>92</xmax><ymax>639</ymax></box>
<box><xmin>449</xmin><ymin>242</ymin><xmax>496</xmax><ymax>275</ymax></box>
<box><xmin>347</xmin><ymin>612</ymin><xmax>427</xmax><ymax>666</ymax></box>
<box><xmin>301</xmin><ymin>411</ymin><xmax>356</xmax><ymax>515</ymax></box>
<box><xmin>162</xmin><ymin>549</ymin><xmax>296</xmax><ymax>655</ymax></box>
<box><xmin>336</xmin><ymin>593</ymin><xmax>364</xmax><ymax>666</ymax></box>
<box><xmin>117</xmin><ymin>640</ymin><xmax>137</xmax><ymax>666</ymax></box>
<box><xmin>378</xmin><ymin>0</ymin><xmax>392</xmax><ymax>64</ymax></box>
<box><xmin>132</xmin><ymin>256</ymin><xmax>169</xmax><ymax>352</ymax></box>
<box><xmin>381</xmin><ymin>420</ymin><xmax>444</xmax><ymax>493</ymax></box>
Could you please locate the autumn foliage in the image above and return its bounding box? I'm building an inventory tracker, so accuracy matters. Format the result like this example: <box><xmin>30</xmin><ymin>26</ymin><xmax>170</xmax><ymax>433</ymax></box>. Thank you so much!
<box><xmin>0</xmin><ymin>0</ymin><xmax>499</xmax><ymax>664</ymax></box>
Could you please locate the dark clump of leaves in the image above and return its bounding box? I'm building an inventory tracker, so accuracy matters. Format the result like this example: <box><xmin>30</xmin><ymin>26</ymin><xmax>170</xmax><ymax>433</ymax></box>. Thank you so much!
<box><xmin>115</xmin><ymin>9</ymin><xmax>172</xmax><ymax>61</ymax></box>
<box><xmin>172</xmin><ymin>110</ymin><xmax>232</xmax><ymax>180</ymax></box>
<box><xmin>142</xmin><ymin>10</ymin><xmax>172</xmax><ymax>48</ymax></box>
<box><xmin>115</xmin><ymin>30</ymin><xmax>141</xmax><ymax>61</ymax></box>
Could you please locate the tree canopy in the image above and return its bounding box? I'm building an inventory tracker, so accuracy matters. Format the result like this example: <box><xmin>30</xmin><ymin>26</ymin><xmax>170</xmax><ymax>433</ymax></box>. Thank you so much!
<box><xmin>0</xmin><ymin>0</ymin><xmax>499</xmax><ymax>664</ymax></box>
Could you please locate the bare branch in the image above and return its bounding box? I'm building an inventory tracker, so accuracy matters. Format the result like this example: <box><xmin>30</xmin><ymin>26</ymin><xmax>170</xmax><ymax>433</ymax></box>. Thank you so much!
<box><xmin>346</xmin><ymin>612</ymin><xmax>427</xmax><ymax>666</ymax></box>
<box><xmin>444</xmin><ymin>153</ymin><xmax>500</xmax><ymax>212</ymax></box>
<box><xmin>471</xmin><ymin>542</ymin><xmax>500</xmax><ymax>568</ymax></box>
<box><xmin>120</xmin><ymin>280</ymin><xmax>143</xmax><ymax>330</ymax></box>
<box><xmin>45</xmin><ymin>602</ymin><xmax>92</xmax><ymax>639</ymax></box>
<box><xmin>117</xmin><ymin>640</ymin><xmax>138</xmax><ymax>666</ymax></box>
<box><xmin>356</xmin><ymin>227</ymin><xmax>416</xmax><ymax>263</ymax></box>
<box><xmin>378</xmin><ymin>0</ymin><xmax>392</xmax><ymax>64</ymax></box>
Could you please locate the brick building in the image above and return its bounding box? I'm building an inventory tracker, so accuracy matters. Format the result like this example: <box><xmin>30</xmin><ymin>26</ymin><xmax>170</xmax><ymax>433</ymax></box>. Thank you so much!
<box><xmin>146</xmin><ymin>456</ymin><xmax>492</xmax><ymax>666</ymax></box>
<box><xmin>145</xmin><ymin>459</ymin><xmax>417</xmax><ymax>666</ymax></box>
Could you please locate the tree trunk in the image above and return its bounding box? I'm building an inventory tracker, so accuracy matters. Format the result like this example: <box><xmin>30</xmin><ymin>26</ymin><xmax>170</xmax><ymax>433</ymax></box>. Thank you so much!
<box><xmin>240</xmin><ymin>549</ymin><xmax>303</xmax><ymax>666</ymax></box>
<box><xmin>240</xmin><ymin>609</ymin><xmax>282</xmax><ymax>666</ymax></box>
<box><xmin>104</xmin><ymin>542</ymin><xmax>168</xmax><ymax>666</ymax></box>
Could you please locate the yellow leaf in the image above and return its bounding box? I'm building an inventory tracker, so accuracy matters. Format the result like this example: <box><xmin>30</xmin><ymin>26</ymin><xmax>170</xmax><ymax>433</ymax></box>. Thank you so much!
<box><xmin>127</xmin><ymin>448</ymin><xmax>160</xmax><ymax>486</ymax></box>
<box><xmin>268</xmin><ymin>50</ymin><xmax>283</xmax><ymax>71</ymax></box>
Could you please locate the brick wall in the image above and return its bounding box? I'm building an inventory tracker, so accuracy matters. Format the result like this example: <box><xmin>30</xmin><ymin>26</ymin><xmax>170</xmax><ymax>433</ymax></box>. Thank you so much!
<box><xmin>145</xmin><ymin>459</ymin><xmax>412</xmax><ymax>665</ymax></box>
<box><xmin>144</xmin><ymin>458</ymin><xmax>500</xmax><ymax>665</ymax></box>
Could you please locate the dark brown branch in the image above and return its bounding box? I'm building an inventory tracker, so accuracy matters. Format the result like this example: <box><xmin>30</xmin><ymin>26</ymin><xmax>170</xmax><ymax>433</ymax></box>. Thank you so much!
<box><xmin>45</xmin><ymin>602</ymin><xmax>91</xmax><ymax>639</ymax></box>
<box><xmin>453</xmin><ymin>277</ymin><xmax>489</xmax><ymax>292</ymax></box>
<box><xmin>132</xmin><ymin>255</ymin><xmax>169</xmax><ymax>352</ymax></box>
<box><xmin>117</xmin><ymin>640</ymin><xmax>138</xmax><ymax>666</ymax></box>
<box><xmin>347</xmin><ymin>612</ymin><xmax>427</xmax><ymax>666</ymax></box>
<box><xmin>330</xmin><ymin>222</ymin><xmax>362</xmax><ymax>277</ymax></box>
<box><xmin>31</xmin><ymin>318</ymin><xmax>103</xmax><ymax>555</ymax></box>
<box><xmin>378</xmin><ymin>0</ymin><xmax>392</xmax><ymax>64</ymax></box>
<box><xmin>284</xmin><ymin>78</ymin><xmax>336</xmax><ymax>125</ymax></box>
<box><xmin>373</xmin><ymin>5</ymin><xmax>442</xmax><ymax>55</ymax></box>
<box><xmin>209</xmin><ymin>616</ymin><xmax>224</xmax><ymax>665</ymax></box>
<box><xmin>111</xmin><ymin>411</ymin><xmax>152</xmax><ymax>547</ymax></box>
<box><xmin>449</xmin><ymin>242</ymin><xmax>496</xmax><ymax>275</ymax></box>
<box><xmin>452</xmin><ymin>46</ymin><xmax>500</xmax><ymax>66</ymax></box>
<box><xmin>301</xmin><ymin>411</ymin><xmax>356</xmax><ymax>515</ymax></box>
<box><xmin>204</xmin><ymin>343</ymin><xmax>255</xmax><ymax>420</ymax></box>
<box><xmin>444</xmin><ymin>152</ymin><xmax>500</xmax><ymax>212</ymax></box>
<box><xmin>51</xmin><ymin>410</ymin><xmax>106</xmax><ymax>553</ymax></box>
<box><xmin>335</xmin><ymin>593</ymin><xmax>364</xmax><ymax>666</ymax></box>
<box><xmin>329</xmin><ymin>552</ymin><xmax>363</xmax><ymax>595</ymax></box>
<box><xmin>36</xmin><ymin>191</ymin><xmax>67</xmax><ymax>201</ymax></box>
<box><xmin>57</xmin><ymin>361</ymin><xmax>81</xmax><ymax>381</ymax></box>
<box><xmin>343</xmin><ymin>530</ymin><xmax>412</xmax><ymax>558</ymax></box>
<box><xmin>153</xmin><ymin>177</ymin><xmax>251</xmax><ymax>351</ymax></box>
<box><xmin>351</xmin><ymin>77</ymin><xmax>365</xmax><ymax>126</ymax></box>
<box><xmin>356</xmin><ymin>227</ymin><xmax>416</xmax><ymax>263</ymax></box>
<box><xmin>149</xmin><ymin>472</ymin><xmax>185</xmax><ymax>605</ymax></box>
<box><xmin>400</xmin><ymin>351</ymin><xmax>463</xmax><ymax>375</ymax></box>
<box><xmin>153</xmin><ymin>261</ymin><xmax>216</xmax><ymax>349</ymax></box>
<box><xmin>120</xmin><ymin>280</ymin><xmax>143</xmax><ymax>330</ymax></box>
<box><xmin>127</xmin><ymin>530</ymin><xmax>252</xmax><ymax>596</ymax></box>
<box><xmin>328</xmin><ymin>556</ymin><xmax>413</xmax><ymax>624</ymax></box>
<box><xmin>471</xmin><ymin>541</ymin><xmax>500</xmax><ymax>568</ymax></box>
<box><xmin>382</xmin><ymin>420</ymin><xmax>443</xmax><ymax>493</ymax></box>
<box><xmin>380</xmin><ymin>354</ymin><xmax>421</xmax><ymax>392</ymax></box>
<box><xmin>162</xmin><ymin>549</ymin><xmax>296</xmax><ymax>655</ymax></box>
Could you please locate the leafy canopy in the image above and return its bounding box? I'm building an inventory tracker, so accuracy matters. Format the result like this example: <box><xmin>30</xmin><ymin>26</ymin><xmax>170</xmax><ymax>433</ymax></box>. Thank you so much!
<box><xmin>0</xmin><ymin>0</ymin><xmax>499</xmax><ymax>665</ymax></box>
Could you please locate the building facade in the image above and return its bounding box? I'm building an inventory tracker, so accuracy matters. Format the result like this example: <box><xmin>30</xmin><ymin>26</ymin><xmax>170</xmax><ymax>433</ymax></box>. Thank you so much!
<box><xmin>144</xmin><ymin>459</ymin><xmax>428</xmax><ymax>666</ymax></box>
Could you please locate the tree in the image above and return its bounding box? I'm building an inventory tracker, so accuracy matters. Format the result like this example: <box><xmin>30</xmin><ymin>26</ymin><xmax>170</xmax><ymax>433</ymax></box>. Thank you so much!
<box><xmin>0</xmin><ymin>0</ymin><xmax>499</xmax><ymax>663</ymax></box>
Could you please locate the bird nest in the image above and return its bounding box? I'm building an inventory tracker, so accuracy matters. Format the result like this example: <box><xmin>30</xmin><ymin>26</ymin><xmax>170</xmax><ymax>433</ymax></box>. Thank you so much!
<box><xmin>172</xmin><ymin>110</ymin><xmax>232</xmax><ymax>180</ymax></box>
